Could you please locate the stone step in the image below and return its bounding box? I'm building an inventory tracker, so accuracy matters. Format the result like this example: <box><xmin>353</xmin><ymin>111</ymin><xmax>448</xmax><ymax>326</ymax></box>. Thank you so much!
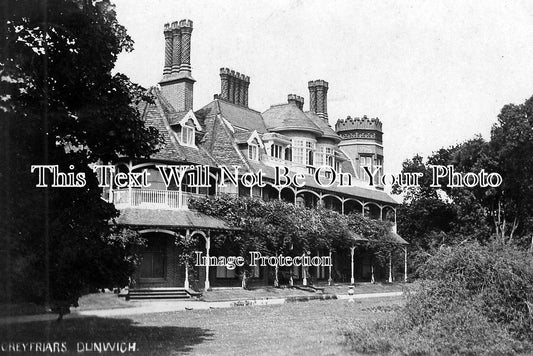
<box><xmin>128</xmin><ymin>294</ymin><xmax>191</xmax><ymax>300</ymax></box>
<box><xmin>125</xmin><ymin>287</ymin><xmax>201</xmax><ymax>300</ymax></box>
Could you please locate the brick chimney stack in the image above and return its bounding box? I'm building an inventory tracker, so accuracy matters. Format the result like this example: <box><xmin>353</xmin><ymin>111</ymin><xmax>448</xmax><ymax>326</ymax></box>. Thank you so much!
<box><xmin>159</xmin><ymin>19</ymin><xmax>195</xmax><ymax>112</ymax></box>
<box><xmin>163</xmin><ymin>23</ymin><xmax>173</xmax><ymax>75</ymax></box>
<box><xmin>308</xmin><ymin>79</ymin><xmax>329</xmax><ymax>121</ymax></box>
<box><xmin>178</xmin><ymin>19</ymin><xmax>193</xmax><ymax>74</ymax></box>
<box><xmin>287</xmin><ymin>94</ymin><xmax>304</xmax><ymax>111</ymax></box>
<box><xmin>220</xmin><ymin>68</ymin><xmax>230</xmax><ymax>100</ymax></box>
<box><xmin>219</xmin><ymin>68</ymin><xmax>250</xmax><ymax>107</ymax></box>
<box><xmin>171</xmin><ymin>21</ymin><xmax>181</xmax><ymax>74</ymax></box>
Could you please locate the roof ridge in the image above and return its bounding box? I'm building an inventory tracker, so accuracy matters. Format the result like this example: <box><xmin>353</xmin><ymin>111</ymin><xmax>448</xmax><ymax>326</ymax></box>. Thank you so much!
<box><xmin>216</xmin><ymin>98</ymin><xmax>262</xmax><ymax>114</ymax></box>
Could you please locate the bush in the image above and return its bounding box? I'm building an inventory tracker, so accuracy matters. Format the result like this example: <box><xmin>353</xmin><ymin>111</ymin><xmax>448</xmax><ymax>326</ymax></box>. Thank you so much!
<box><xmin>343</xmin><ymin>241</ymin><xmax>533</xmax><ymax>355</ymax></box>
<box><xmin>345</xmin><ymin>303</ymin><xmax>520</xmax><ymax>355</ymax></box>
<box><xmin>419</xmin><ymin>241</ymin><xmax>533</xmax><ymax>340</ymax></box>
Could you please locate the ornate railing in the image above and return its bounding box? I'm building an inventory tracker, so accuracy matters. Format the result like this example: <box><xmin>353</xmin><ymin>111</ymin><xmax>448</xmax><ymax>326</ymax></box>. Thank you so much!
<box><xmin>112</xmin><ymin>189</ymin><xmax>203</xmax><ymax>210</ymax></box>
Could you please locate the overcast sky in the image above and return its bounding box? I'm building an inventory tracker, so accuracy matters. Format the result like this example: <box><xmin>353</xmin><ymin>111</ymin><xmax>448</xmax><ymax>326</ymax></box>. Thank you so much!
<box><xmin>113</xmin><ymin>0</ymin><xmax>533</xmax><ymax>174</ymax></box>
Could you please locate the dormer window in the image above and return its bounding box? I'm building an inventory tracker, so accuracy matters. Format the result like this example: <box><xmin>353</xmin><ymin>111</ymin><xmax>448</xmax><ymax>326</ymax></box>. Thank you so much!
<box><xmin>181</xmin><ymin>124</ymin><xmax>195</xmax><ymax>146</ymax></box>
<box><xmin>244</xmin><ymin>130</ymin><xmax>264</xmax><ymax>162</ymax></box>
<box><xmin>248</xmin><ymin>143</ymin><xmax>259</xmax><ymax>161</ymax></box>
<box><xmin>175</xmin><ymin>110</ymin><xmax>202</xmax><ymax>148</ymax></box>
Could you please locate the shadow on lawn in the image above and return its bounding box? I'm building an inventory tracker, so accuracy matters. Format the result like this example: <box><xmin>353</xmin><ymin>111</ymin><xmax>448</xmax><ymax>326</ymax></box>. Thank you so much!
<box><xmin>0</xmin><ymin>316</ymin><xmax>213</xmax><ymax>355</ymax></box>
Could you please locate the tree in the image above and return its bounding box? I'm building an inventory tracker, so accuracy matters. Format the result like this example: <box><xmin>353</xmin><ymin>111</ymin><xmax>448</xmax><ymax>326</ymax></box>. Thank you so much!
<box><xmin>0</xmin><ymin>0</ymin><xmax>161</xmax><ymax>316</ymax></box>
<box><xmin>394</xmin><ymin>95</ymin><xmax>533</xmax><ymax>275</ymax></box>
<box><xmin>489</xmin><ymin>97</ymin><xmax>533</xmax><ymax>245</ymax></box>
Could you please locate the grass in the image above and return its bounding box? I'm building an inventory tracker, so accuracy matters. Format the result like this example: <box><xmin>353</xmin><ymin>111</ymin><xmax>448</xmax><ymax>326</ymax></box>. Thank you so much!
<box><xmin>320</xmin><ymin>281</ymin><xmax>407</xmax><ymax>295</ymax></box>
<box><xmin>76</xmin><ymin>292</ymin><xmax>135</xmax><ymax>311</ymax></box>
<box><xmin>203</xmin><ymin>282</ymin><xmax>407</xmax><ymax>302</ymax></box>
<box><xmin>0</xmin><ymin>296</ymin><xmax>403</xmax><ymax>355</ymax></box>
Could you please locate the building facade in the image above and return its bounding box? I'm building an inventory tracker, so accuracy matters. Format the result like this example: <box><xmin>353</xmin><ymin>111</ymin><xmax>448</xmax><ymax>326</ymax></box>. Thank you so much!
<box><xmin>105</xmin><ymin>19</ymin><xmax>406</xmax><ymax>291</ymax></box>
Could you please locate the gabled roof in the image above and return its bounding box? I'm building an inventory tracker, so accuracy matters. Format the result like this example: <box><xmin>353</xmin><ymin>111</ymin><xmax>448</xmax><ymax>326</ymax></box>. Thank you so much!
<box><xmin>234</xmin><ymin>130</ymin><xmax>264</xmax><ymax>148</ymax></box>
<box><xmin>175</xmin><ymin>110</ymin><xmax>202</xmax><ymax>131</ymax></box>
<box><xmin>262</xmin><ymin>103</ymin><xmax>323</xmax><ymax>136</ymax></box>
<box><xmin>233</xmin><ymin>131</ymin><xmax>253</xmax><ymax>144</ymax></box>
<box><xmin>140</xmin><ymin>88</ymin><xmax>216</xmax><ymax>166</ymax></box>
<box><xmin>198</xmin><ymin>99</ymin><xmax>267</xmax><ymax>133</ymax></box>
<box><xmin>305</xmin><ymin>111</ymin><xmax>341</xmax><ymax>142</ymax></box>
<box><xmin>196</xmin><ymin>101</ymin><xmax>252</xmax><ymax>169</ymax></box>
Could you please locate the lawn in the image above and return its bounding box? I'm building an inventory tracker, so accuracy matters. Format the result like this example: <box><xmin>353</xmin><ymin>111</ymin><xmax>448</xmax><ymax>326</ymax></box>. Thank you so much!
<box><xmin>0</xmin><ymin>296</ymin><xmax>403</xmax><ymax>355</ymax></box>
<box><xmin>202</xmin><ymin>282</ymin><xmax>408</xmax><ymax>302</ymax></box>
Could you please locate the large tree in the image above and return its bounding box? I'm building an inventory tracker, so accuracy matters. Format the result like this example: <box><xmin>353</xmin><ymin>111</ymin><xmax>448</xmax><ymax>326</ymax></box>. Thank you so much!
<box><xmin>394</xmin><ymin>95</ymin><xmax>533</xmax><ymax>273</ymax></box>
<box><xmin>0</xmin><ymin>0</ymin><xmax>161</xmax><ymax>315</ymax></box>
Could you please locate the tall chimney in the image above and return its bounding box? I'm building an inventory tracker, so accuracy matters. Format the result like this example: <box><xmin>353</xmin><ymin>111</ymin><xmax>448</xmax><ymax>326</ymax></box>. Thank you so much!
<box><xmin>179</xmin><ymin>19</ymin><xmax>193</xmax><ymax>74</ymax></box>
<box><xmin>163</xmin><ymin>23</ymin><xmax>173</xmax><ymax>75</ymax></box>
<box><xmin>235</xmin><ymin>75</ymin><xmax>242</xmax><ymax>106</ymax></box>
<box><xmin>288</xmin><ymin>94</ymin><xmax>304</xmax><ymax>110</ymax></box>
<box><xmin>308</xmin><ymin>81</ymin><xmax>317</xmax><ymax>113</ymax></box>
<box><xmin>238</xmin><ymin>74</ymin><xmax>245</xmax><ymax>106</ymax></box>
<box><xmin>243</xmin><ymin>75</ymin><xmax>249</xmax><ymax>107</ymax></box>
<box><xmin>308</xmin><ymin>79</ymin><xmax>328</xmax><ymax>120</ymax></box>
<box><xmin>219</xmin><ymin>68</ymin><xmax>230</xmax><ymax>100</ymax></box>
<box><xmin>228</xmin><ymin>70</ymin><xmax>236</xmax><ymax>103</ymax></box>
<box><xmin>218</xmin><ymin>68</ymin><xmax>250</xmax><ymax>107</ymax></box>
<box><xmin>159</xmin><ymin>19</ymin><xmax>195</xmax><ymax>112</ymax></box>
<box><xmin>171</xmin><ymin>21</ymin><xmax>181</xmax><ymax>74</ymax></box>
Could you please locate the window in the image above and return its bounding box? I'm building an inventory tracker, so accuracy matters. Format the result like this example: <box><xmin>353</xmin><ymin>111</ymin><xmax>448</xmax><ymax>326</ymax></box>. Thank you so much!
<box><xmin>307</xmin><ymin>149</ymin><xmax>314</xmax><ymax>166</ymax></box>
<box><xmin>292</xmin><ymin>140</ymin><xmax>305</xmax><ymax>164</ymax></box>
<box><xmin>335</xmin><ymin>160</ymin><xmax>342</xmax><ymax>173</ymax></box>
<box><xmin>315</xmin><ymin>146</ymin><xmax>324</xmax><ymax>166</ymax></box>
<box><xmin>375</xmin><ymin>157</ymin><xmax>383</xmax><ymax>183</ymax></box>
<box><xmin>325</xmin><ymin>147</ymin><xmax>334</xmax><ymax>167</ymax></box>
<box><xmin>305</xmin><ymin>141</ymin><xmax>315</xmax><ymax>173</ymax></box>
<box><xmin>270</xmin><ymin>144</ymin><xmax>282</xmax><ymax>159</ymax></box>
<box><xmin>181</xmin><ymin>125</ymin><xmax>195</xmax><ymax>146</ymax></box>
<box><xmin>359</xmin><ymin>156</ymin><xmax>372</xmax><ymax>179</ymax></box>
<box><xmin>285</xmin><ymin>147</ymin><xmax>292</xmax><ymax>161</ymax></box>
<box><xmin>248</xmin><ymin>144</ymin><xmax>259</xmax><ymax>161</ymax></box>
<box><xmin>305</xmin><ymin>141</ymin><xmax>314</xmax><ymax>165</ymax></box>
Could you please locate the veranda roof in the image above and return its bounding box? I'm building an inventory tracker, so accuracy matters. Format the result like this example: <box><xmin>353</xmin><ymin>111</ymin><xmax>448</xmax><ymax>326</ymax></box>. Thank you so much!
<box><xmin>389</xmin><ymin>231</ymin><xmax>409</xmax><ymax>245</ymax></box>
<box><xmin>350</xmin><ymin>230</ymin><xmax>409</xmax><ymax>245</ymax></box>
<box><xmin>114</xmin><ymin>208</ymin><xmax>236</xmax><ymax>230</ymax></box>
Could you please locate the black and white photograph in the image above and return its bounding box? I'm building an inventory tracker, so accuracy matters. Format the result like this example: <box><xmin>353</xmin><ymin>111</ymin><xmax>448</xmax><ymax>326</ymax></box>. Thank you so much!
<box><xmin>1</xmin><ymin>0</ymin><xmax>533</xmax><ymax>355</ymax></box>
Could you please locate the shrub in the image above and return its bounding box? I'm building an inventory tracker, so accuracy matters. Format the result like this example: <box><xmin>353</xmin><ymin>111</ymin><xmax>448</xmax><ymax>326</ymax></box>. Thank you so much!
<box><xmin>344</xmin><ymin>301</ymin><xmax>520</xmax><ymax>355</ymax></box>
<box><xmin>419</xmin><ymin>241</ymin><xmax>533</xmax><ymax>340</ymax></box>
<box><xmin>344</xmin><ymin>282</ymin><xmax>523</xmax><ymax>355</ymax></box>
<box><xmin>343</xmin><ymin>241</ymin><xmax>533</xmax><ymax>354</ymax></box>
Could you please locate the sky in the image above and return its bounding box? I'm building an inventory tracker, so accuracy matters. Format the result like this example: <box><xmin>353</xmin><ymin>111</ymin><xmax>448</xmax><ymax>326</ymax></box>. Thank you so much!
<box><xmin>112</xmin><ymin>0</ymin><xmax>533</xmax><ymax>174</ymax></box>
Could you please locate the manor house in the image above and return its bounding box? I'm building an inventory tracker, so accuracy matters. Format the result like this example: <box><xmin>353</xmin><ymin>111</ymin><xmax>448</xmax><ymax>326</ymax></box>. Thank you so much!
<box><xmin>104</xmin><ymin>19</ymin><xmax>407</xmax><ymax>294</ymax></box>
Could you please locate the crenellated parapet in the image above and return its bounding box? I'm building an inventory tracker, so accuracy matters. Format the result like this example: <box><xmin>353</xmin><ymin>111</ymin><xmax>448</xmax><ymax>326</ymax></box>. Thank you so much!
<box><xmin>335</xmin><ymin>116</ymin><xmax>383</xmax><ymax>143</ymax></box>
<box><xmin>336</xmin><ymin>115</ymin><xmax>382</xmax><ymax>131</ymax></box>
